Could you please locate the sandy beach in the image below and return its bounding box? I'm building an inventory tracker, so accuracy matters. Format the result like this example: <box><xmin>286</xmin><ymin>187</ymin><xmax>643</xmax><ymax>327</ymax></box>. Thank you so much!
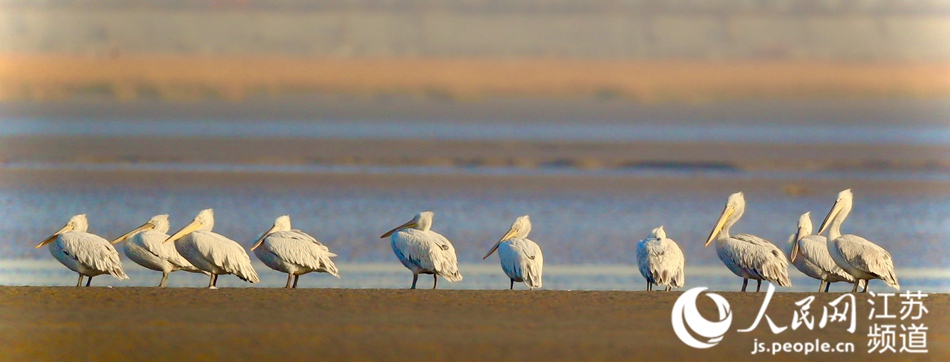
<box><xmin>0</xmin><ymin>287</ymin><xmax>945</xmax><ymax>361</ymax></box>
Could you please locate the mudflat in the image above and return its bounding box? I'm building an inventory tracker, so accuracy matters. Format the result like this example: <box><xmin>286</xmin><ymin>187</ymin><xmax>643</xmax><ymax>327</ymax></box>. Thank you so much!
<box><xmin>0</xmin><ymin>287</ymin><xmax>945</xmax><ymax>361</ymax></box>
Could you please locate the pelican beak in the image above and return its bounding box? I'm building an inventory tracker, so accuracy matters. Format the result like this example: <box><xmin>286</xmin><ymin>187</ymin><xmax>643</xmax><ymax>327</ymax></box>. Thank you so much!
<box><xmin>251</xmin><ymin>224</ymin><xmax>279</xmax><ymax>251</ymax></box>
<box><xmin>380</xmin><ymin>220</ymin><xmax>418</xmax><ymax>239</ymax></box>
<box><xmin>35</xmin><ymin>224</ymin><xmax>72</xmax><ymax>248</ymax></box>
<box><xmin>111</xmin><ymin>222</ymin><xmax>155</xmax><ymax>244</ymax></box>
<box><xmin>816</xmin><ymin>200</ymin><xmax>843</xmax><ymax>236</ymax></box>
<box><xmin>165</xmin><ymin>220</ymin><xmax>202</xmax><ymax>243</ymax></box>
<box><xmin>705</xmin><ymin>206</ymin><xmax>734</xmax><ymax>247</ymax></box>
<box><xmin>483</xmin><ymin>227</ymin><xmax>519</xmax><ymax>259</ymax></box>
<box><xmin>790</xmin><ymin>227</ymin><xmax>804</xmax><ymax>263</ymax></box>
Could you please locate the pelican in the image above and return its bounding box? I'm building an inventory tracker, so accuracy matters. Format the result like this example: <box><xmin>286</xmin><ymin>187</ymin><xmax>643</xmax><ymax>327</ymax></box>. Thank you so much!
<box><xmin>164</xmin><ymin>209</ymin><xmax>259</xmax><ymax>288</ymax></box>
<box><xmin>706</xmin><ymin>192</ymin><xmax>791</xmax><ymax>292</ymax></box>
<box><xmin>786</xmin><ymin>212</ymin><xmax>855</xmax><ymax>292</ymax></box>
<box><xmin>636</xmin><ymin>226</ymin><xmax>685</xmax><ymax>291</ymax></box>
<box><xmin>251</xmin><ymin>215</ymin><xmax>340</xmax><ymax>288</ymax></box>
<box><xmin>817</xmin><ymin>189</ymin><xmax>900</xmax><ymax>292</ymax></box>
<box><xmin>483</xmin><ymin>215</ymin><xmax>543</xmax><ymax>290</ymax></box>
<box><xmin>380</xmin><ymin>211</ymin><xmax>462</xmax><ymax>289</ymax></box>
<box><xmin>111</xmin><ymin>214</ymin><xmax>208</xmax><ymax>287</ymax></box>
<box><xmin>35</xmin><ymin>214</ymin><xmax>128</xmax><ymax>286</ymax></box>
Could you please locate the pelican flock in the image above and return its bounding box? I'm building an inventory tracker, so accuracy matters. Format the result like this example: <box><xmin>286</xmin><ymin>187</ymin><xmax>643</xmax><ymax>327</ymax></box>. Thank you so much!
<box><xmin>111</xmin><ymin>214</ymin><xmax>209</xmax><ymax>287</ymax></box>
<box><xmin>636</xmin><ymin>226</ymin><xmax>685</xmax><ymax>291</ymax></box>
<box><xmin>36</xmin><ymin>214</ymin><xmax>128</xmax><ymax>286</ymax></box>
<box><xmin>251</xmin><ymin>215</ymin><xmax>340</xmax><ymax>288</ymax></box>
<box><xmin>381</xmin><ymin>211</ymin><xmax>462</xmax><ymax>289</ymax></box>
<box><xmin>706</xmin><ymin>192</ymin><xmax>791</xmax><ymax>292</ymax></box>
<box><xmin>786</xmin><ymin>212</ymin><xmax>855</xmax><ymax>292</ymax></box>
<box><xmin>164</xmin><ymin>209</ymin><xmax>260</xmax><ymax>289</ymax></box>
<box><xmin>27</xmin><ymin>188</ymin><xmax>909</xmax><ymax>292</ymax></box>
<box><xmin>817</xmin><ymin>189</ymin><xmax>900</xmax><ymax>292</ymax></box>
<box><xmin>483</xmin><ymin>215</ymin><xmax>544</xmax><ymax>290</ymax></box>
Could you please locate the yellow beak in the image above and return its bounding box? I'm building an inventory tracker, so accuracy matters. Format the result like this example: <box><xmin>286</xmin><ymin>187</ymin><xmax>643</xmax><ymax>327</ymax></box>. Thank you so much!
<box><xmin>705</xmin><ymin>207</ymin><xmax>734</xmax><ymax>247</ymax></box>
<box><xmin>165</xmin><ymin>220</ymin><xmax>202</xmax><ymax>243</ymax></box>
<box><xmin>251</xmin><ymin>225</ymin><xmax>279</xmax><ymax>251</ymax></box>
<box><xmin>36</xmin><ymin>224</ymin><xmax>71</xmax><ymax>248</ymax></box>
<box><xmin>111</xmin><ymin>222</ymin><xmax>155</xmax><ymax>244</ymax></box>
<box><xmin>483</xmin><ymin>227</ymin><xmax>519</xmax><ymax>259</ymax></box>
<box><xmin>380</xmin><ymin>220</ymin><xmax>418</xmax><ymax>239</ymax></box>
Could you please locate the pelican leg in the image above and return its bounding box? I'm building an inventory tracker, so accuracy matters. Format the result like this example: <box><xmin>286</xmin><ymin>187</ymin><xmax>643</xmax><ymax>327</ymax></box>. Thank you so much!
<box><xmin>647</xmin><ymin>282</ymin><xmax>652</xmax><ymax>291</ymax></box>
<box><xmin>756</xmin><ymin>279</ymin><xmax>762</xmax><ymax>292</ymax></box>
<box><xmin>818</xmin><ymin>281</ymin><xmax>826</xmax><ymax>293</ymax></box>
<box><xmin>208</xmin><ymin>273</ymin><xmax>219</xmax><ymax>289</ymax></box>
<box><xmin>861</xmin><ymin>280</ymin><xmax>869</xmax><ymax>293</ymax></box>
<box><xmin>159</xmin><ymin>272</ymin><xmax>169</xmax><ymax>288</ymax></box>
<box><xmin>285</xmin><ymin>273</ymin><xmax>294</xmax><ymax>289</ymax></box>
<box><xmin>510</xmin><ymin>279</ymin><xmax>515</xmax><ymax>290</ymax></box>
<box><xmin>293</xmin><ymin>275</ymin><xmax>300</xmax><ymax>289</ymax></box>
<box><xmin>665</xmin><ymin>286</ymin><xmax>672</xmax><ymax>292</ymax></box>
<box><xmin>432</xmin><ymin>275</ymin><xmax>438</xmax><ymax>290</ymax></box>
<box><xmin>410</xmin><ymin>274</ymin><xmax>418</xmax><ymax>289</ymax></box>
<box><xmin>76</xmin><ymin>274</ymin><xmax>84</xmax><ymax>287</ymax></box>
<box><xmin>741</xmin><ymin>278</ymin><xmax>749</xmax><ymax>292</ymax></box>
<box><xmin>824</xmin><ymin>282</ymin><xmax>831</xmax><ymax>293</ymax></box>
<box><xmin>851</xmin><ymin>281</ymin><xmax>858</xmax><ymax>293</ymax></box>
<box><xmin>85</xmin><ymin>276</ymin><xmax>93</xmax><ymax>287</ymax></box>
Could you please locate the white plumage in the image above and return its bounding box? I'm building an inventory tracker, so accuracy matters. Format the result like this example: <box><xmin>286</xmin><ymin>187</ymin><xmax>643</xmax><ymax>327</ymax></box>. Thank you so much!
<box><xmin>36</xmin><ymin>214</ymin><xmax>128</xmax><ymax>286</ymax></box>
<box><xmin>817</xmin><ymin>189</ymin><xmax>900</xmax><ymax>292</ymax></box>
<box><xmin>636</xmin><ymin>226</ymin><xmax>685</xmax><ymax>291</ymax></box>
<box><xmin>785</xmin><ymin>212</ymin><xmax>854</xmax><ymax>292</ymax></box>
<box><xmin>706</xmin><ymin>192</ymin><xmax>791</xmax><ymax>292</ymax></box>
<box><xmin>483</xmin><ymin>215</ymin><xmax>543</xmax><ymax>290</ymax></box>
<box><xmin>111</xmin><ymin>214</ymin><xmax>208</xmax><ymax>287</ymax></box>
<box><xmin>251</xmin><ymin>215</ymin><xmax>340</xmax><ymax>288</ymax></box>
<box><xmin>381</xmin><ymin>211</ymin><xmax>462</xmax><ymax>289</ymax></box>
<box><xmin>164</xmin><ymin>209</ymin><xmax>259</xmax><ymax>288</ymax></box>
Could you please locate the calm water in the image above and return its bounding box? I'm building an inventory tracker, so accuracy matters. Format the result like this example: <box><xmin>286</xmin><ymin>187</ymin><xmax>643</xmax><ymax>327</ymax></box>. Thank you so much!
<box><xmin>1</xmin><ymin>115</ymin><xmax>949</xmax><ymax>292</ymax></box>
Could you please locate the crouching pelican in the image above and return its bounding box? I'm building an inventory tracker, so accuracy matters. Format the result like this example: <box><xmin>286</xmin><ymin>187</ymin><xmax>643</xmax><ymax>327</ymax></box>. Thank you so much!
<box><xmin>164</xmin><ymin>209</ymin><xmax>259</xmax><ymax>288</ymax></box>
<box><xmin>36</xmin><ymin>214</ymin><xmax>128</xmax><ymax>286</ymax></box>
<box><xmin>786</xmin><ymin>212</ymin><xmax>855</xmax><ymax>292</ymax></box>
<box><xmin>636</xmin><ymin>226</ymin><xmax>685</xmax><ymax>291</ymax></box>
<box><xmin>706</xmin><ymin>192</ymin><xmax>791</xmax><ymax>292</ymax></box>
<box><xmin>251</xmin><ymin>215</ymin><xmax>340</xmax><ymax>288</ymax></box>
<box><xmin>111</xmin><ymin>214</ymin><xmax>208</xmax><ymax>287</ymax></box>
<box><xmin>817</xmin><ymin>189</ymin><xmax>900</xmax><ymax>292</ymax></box>
<box><xmin>381</xmin><ymin>211</ymin><xmax>462</xmax><ymax>289</ymax></box>
<box><xmin>483</xmin><ymin>215</ymin><xmax>543</xmax><ymax>290</ymax></box>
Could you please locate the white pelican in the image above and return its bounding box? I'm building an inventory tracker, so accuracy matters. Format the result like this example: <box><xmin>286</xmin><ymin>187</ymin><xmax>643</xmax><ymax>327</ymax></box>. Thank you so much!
<box><xmin>636</xmin><ymin>226</ymin><xmax>685</xmax><ymax>291</ymax></box>
<box><xmin>111</xmin><ymin>214</ymin><xmax>208</xmax><ymax>287</ymax></box>
<box><xmin>786</xmin><ymin>212</ymin><xmax>855</xmax><ymax>292</ymax></box>
<box><xmin>817</xmin><ymin>189</ymin><xmax>900</xmax><ymax>292</ymax></box>
<box><xmin>164</xmin><ymin>209</ymin><xmax>259</xmax><ymax>288</ymax></box>
<box><xmin>483</xmin><ymin>215</ymin><xmax>543</xmax><ymax>290</ymax></box>
<box><xmin>251</xmin><ymin>215</ymin><xmax>340</xmax><ymax>288</ymax></box>
<box><xmin>35</xmin><ymin>214</ymin><xmax>128</xmax><ymax>286</ymax></box>
<box><xmin>380</xmin><ymin>211</ymin><xmax>462</xmax><ymax>289</ymax></box>
<box><xmin>706</xmin><ymin>192</ymin><xmax>791</xmax><ymax>292</ymax></box>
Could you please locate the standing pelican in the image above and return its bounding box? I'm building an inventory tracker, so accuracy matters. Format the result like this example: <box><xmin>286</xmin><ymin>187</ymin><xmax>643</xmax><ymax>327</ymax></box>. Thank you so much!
<box><xmin>483</xmin><ymin>215</ymin><xmax>543</xmax><ymax>290</ymax></box>
<box><xmin>786</xmin><ymin>212</ymin><xmax>855</xmax><ymax>292</ymax></box>
<box><xmin>636</xmin><ymin>226</ymin><xmax>685</xmax><ymax>291</ymax></box>
<box><xmin>35</xmin><ymin>214</ymin><xmax>128</xmax><ymax>286</ymax></box>
<box><xmin>817</xmin><ymin>189</ymin><xmax>899</xmax><ymax>292</ymax></box>
<box><xmin>111</xmin><ymin>214</ymin><xmax>208</xmax><ymax>287</ymax></box>
<box><xmin>706</xmin><ymin>192</ymin><xmax>791</xmax><ymax>292</ymax></box>
<box><xmin>380</xmin><ymin>211</ymin><xmax>462</xmax><ymax>289</ymax></box>
<box><xmin>251</xmin><ymin>215</ymin><xmax>340</xmax><ymax>288</ymax></box>
<box><xmin>164</xmin><ymin>209</ymin><xmax>259</xmax><ymax>288</ymax></box>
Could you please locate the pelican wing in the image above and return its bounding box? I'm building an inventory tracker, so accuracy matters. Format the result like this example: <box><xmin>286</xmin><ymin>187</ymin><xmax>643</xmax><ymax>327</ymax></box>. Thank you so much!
<box><xmin>58</xmin><ymin>232</ymin><xmax>128</xmax><ymax>279</ymax></box>
<box><xmin>500</xmin><ymin>238</ymin><xmax>543</xmax><ymax>288</ymax></box>
<box><xmin>190</xmin><ymin>231</ymin><xmax>260</xmax><ymax>283</ymax></box>
<box><xmin>724</xmin><ymin>234</ymin><xmax>791</xmax><ymax>286</ymax></box>
<box><xmin>835</xmin><ymin>235</ymin><xmax>899</xmax><ymax>288</ymax></box>
<box><xmin>392</xmin><ymin>229</ymin><xmax>462</xmax><ymax>281</ymax></box>
<box><xmin>264</xmin><ymin>230</ymin><xmax>339</xmax><ymax>277</ymax></box>
<box><xmin>135</xmin><ymin>231</ymin><xmax>207</xmax><ymax>274</ymax></box>
<box><xmin>798</xmin><ymin>235</ymin><xmax>854</xmax><ymax>282</ymax></box>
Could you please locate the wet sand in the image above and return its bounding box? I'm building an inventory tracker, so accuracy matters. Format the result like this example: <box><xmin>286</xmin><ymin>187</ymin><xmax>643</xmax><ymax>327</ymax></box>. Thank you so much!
<box><xmin>0</xmin><ymin>287</ymin><xmax>945</xmax><ymax>361</ymax></box>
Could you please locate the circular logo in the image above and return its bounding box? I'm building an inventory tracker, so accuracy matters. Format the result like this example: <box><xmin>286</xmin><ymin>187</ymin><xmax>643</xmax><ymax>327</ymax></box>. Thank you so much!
<box><xmin>671</xmin><ymin>287</ymin><xmax>733</xmax><ymax>348</ymax></box>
